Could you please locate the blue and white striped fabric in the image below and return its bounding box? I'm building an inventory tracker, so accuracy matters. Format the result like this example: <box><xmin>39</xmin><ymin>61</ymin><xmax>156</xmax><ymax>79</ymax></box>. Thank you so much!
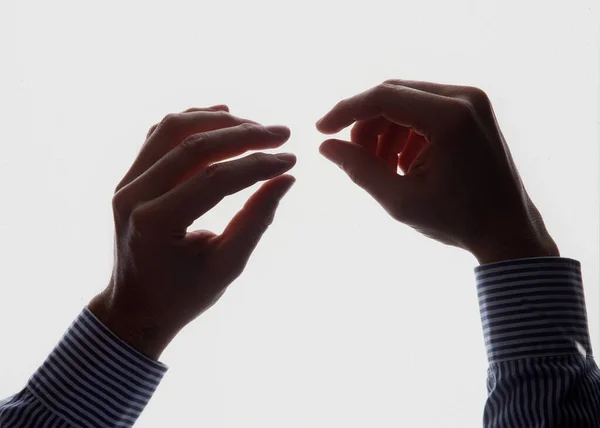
<box><xmin>477</xmin><ymin>256</ymin><xmax>600</xmax><ymax>427</ymax></box>
<box><xmin>0</xmin><ymin>307</ymin><xmax>168</xmax><ymax>427</ymax></box>
<box><xmin>1</xmin><ymin>256</ymin><xmax>599</xmax><ymax>427</ymax></box>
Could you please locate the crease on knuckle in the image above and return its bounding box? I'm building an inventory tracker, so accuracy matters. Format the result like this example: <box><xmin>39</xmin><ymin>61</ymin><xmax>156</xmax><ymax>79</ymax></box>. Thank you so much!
<box><xmin>214</xmin><ymin>110</ymin><xmax>238</xmax><ymax>124</ymax></box>
<box><xmin>464</xmin><ymin>86</ymin><xmax>492</xmax><ymax>113</ymax></box>
<box><xmin>214</xmin><ymin>109</ymin><xmax>231</xmax><ymax>119</ymax></box>
<box><xmin>248</xmin><ymin>152</ymin><xmax>268</xmax><ymax>164</ymax></box>
<box><xmin>261</xmin><ymin>200</ymin><xmax>280</xmax><ymax>227</ymax></box>
<box><xmin>204</xmin><ymin>162</ymin><xmax>226</xmax><ymax>180</ymax></box>
<box><xmin>180</xmin><ymin>133</ymin><xmax>206</xmax><ymax>154</ymax></box>
<box><xmin>383</xmin><ymin>78</ymin><xmax>401</xmax><ymax>86</ymax></box>
<box><xmin>159</xmin><ymin>113</ymin><xmax>183</xmax><ymax>131</ymax></box>
<box><xmin>238</xmin><ymin>122</ymin><xmax>258</xmax><ymax>132</ymax></box>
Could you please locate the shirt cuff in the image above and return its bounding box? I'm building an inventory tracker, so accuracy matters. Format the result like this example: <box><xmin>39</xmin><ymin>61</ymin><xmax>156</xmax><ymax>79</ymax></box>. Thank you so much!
<box><xmin>475</xmin><ymin>256</ymin><xmax>592</xmax><ymax>365</ymax></box>
<box><xmin>26</xmin><ymin>307</ymin><xmax>169</xmax><ymax>428</ymax></box>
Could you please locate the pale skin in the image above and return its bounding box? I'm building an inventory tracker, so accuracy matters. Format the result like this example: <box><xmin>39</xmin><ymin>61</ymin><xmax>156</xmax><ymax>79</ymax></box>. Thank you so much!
<box><xmin>88</xmin><ymin>79</ymin><xmax>559</xmax><ymax>361</ymax></box>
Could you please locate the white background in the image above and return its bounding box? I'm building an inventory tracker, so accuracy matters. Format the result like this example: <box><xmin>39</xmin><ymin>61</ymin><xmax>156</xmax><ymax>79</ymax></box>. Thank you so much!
<box><xmin>1</xmin><ymin>1</ymin><xmax>599</xmax><ymax>427</ymax></box>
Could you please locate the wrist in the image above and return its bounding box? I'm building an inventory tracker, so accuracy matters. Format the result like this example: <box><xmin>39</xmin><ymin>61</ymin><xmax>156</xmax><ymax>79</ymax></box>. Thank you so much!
<box><xmin>87</xmin><ymin>288</ymin><xmax>176</xmax><ymax>361</ymax></box>
<box><xmin>472</xmin><ymin>232</ymin><xmax>559</xmax><ymax>265</ymax></box>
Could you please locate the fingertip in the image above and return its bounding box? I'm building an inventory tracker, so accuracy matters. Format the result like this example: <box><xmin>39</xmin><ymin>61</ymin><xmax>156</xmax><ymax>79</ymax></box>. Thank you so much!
<box><xmin>278</xmin><ymin>173</ymin><xmax>296</xmax><ymax>183</ymax></box>
<box><xmin>316</xmin><ymin>119</ymin><xmax>335</xmax><ymax>134</ymax></box>
<box><xmin>274</xmin><ymin>152</ymin><xmax>297</xmax><ymax>165</ymax></box>
<box><xmin>318</xmin><ymin>140</ymin><xmax>331</xmax><ymax>157</ymax></box>
<box><xmin>266</xmin><ymin>125</ymin><xmax>291</xmax><ymax>139</ymax></box>
<box><xmin>319</xmin><ymin>138</ymin><xmax>345</xmax><ymax>157</ymax></box>
<box><xmin>318</xmin><ymin>142</ymin><xmax>327</xmax><ymax>155</ymax></box>
<box><xmin>259</xmin><ymin>174</ymin><xmax>296</xmax><ymax>201</ymax></box>
<box><xmin>276</xmin><ymin>174</ymin><xmax>296</xmax><ymax>197</ymax></box>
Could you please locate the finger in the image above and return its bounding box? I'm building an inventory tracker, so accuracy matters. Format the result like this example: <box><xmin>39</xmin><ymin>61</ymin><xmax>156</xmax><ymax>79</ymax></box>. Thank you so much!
<box><xmin>383</xmin><ymin>79</ymin><xmax>467</xmax><ymax>97</ymax></box>
<box><xmin>315</xmin><ymin>83</ymin><xmax>460</xmax><ymax>141</ymax></box>
<box><xmin>184</xmin><ymin>105</ymin><xmax>230</xmax><ymax>113</ymax></box>
<box><xmin>376</xmin><ymin>123</ymin><xmax>411</xmax><ymax>170</ymax></box>
<box><xmin>383</xmin><ymin>79</ymin><xmax>497</xmax><ymax>128</ymax></box>
<box><xmin>132</xmin><ymin>124</ymin><xmax>292</xmax><ymax>202</ymax></box>
<box><xmin>319</xmin><ymin>138</ymin><xmax>413</xmax><ymax>221</ymax></box>
<box><xmin>119</xmin><ymin>111</ymin><xmax>259</xmax><ymax>192</ymax></box>
<box><xmin>145</xmin><ymin>125</ymin><xmax>158</xmax><ymax>140</ymax></box>
<box><xmin>217</xmin><ymin>174</ymin><xmax>296</xmax><ymax>265</ymax></box>
<box><xmin>350</xmin><ymin>117</ymin><xmax>391</xmax><ymax>156</ymax></box>
<box><xmin>399</xmin><ymin>129</ymin><xmax>429</xmax><ymax>174</ymax></box>
<box><xmin>145</xmin><ymin>105</ymin><xmax>231</xmax><ymax>140</ymax></box>
<box><xmin>148</xmin><ymin>151</ymin><xmax>297</xmax><ymax>232</ymax></box>
<box><xmin>383</xmin><ymin>79</ymin><xmax>485</xmax><ymax>105</ymax></box>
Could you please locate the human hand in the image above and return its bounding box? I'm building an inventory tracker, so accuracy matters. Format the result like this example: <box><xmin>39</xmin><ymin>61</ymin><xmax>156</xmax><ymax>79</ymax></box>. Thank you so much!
<box><xmin>88</xmin><ymin>106</ymin><xmax>296</xmax><ymax>360</ymax></box>
<box><xmin>316</xmin><ymin>80</ymin><xmax>559</xmax><ymax>264</ymax></box>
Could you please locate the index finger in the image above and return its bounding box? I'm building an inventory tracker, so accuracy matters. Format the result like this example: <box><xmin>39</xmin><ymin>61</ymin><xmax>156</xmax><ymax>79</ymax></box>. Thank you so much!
<box><xmin>146</xmin><ymin>105</ymin><xmax>231</xmax><ymax>140</ymax></box>
<box><xmin>117</xmin><ymin>110</ymin><xmax>258</xmax><ymax>193</ymax></box>
<box><xmin>315</xmin><ymin>83</ymin><xmax>460</xmax><ymax>142</ymax></box>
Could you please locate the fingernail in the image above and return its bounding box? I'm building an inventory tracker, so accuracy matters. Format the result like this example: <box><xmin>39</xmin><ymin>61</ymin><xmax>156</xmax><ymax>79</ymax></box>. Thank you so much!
<box><xmin>315</xmin><ymin>118</ymin><xmax>323</xmax><ymax>126</ymax></box>
<box><xmin>265</xmin><ymin>125</ymin><xmax>290</xmax><ymax>137</ymax></box>
<box><xmin>275</xmin><ymin>153</ymin><xmax>296</xmax><ymax>163</ymax></box>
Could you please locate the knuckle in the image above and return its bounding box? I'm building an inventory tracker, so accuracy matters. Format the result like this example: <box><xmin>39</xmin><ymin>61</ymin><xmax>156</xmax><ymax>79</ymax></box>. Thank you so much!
<box><xmin>203</xmin><ymin>163</ymin><xmax>225</xmax><ymax>180</ymax></box>
<box><xmin>129</xmin><ymin>206</ymin><xmax>151</xmax><ymax>229</ymax></box>
<box><xmin>261</xmin><ymin>212</ymin><xmax>276</xmax><ymax>229</ymax></box>
<box><xmin>111</xmin><ymin>191</ymin><xmax>128</xmax><ymax>214</ymax></box>
<box><xmin>146</xmin><ymin>124</ymin><xmax>158</xmax><ymax>138</ymax></box>
<box><xmin>180</xmin><ymin>133</ymin><xmax>206</xmax><ymax>153</ymax></box>
<box><xmin>375</xmin><ymin>83</ymin><xmax>391</xmax><ymax>95</ymax></box>
<box><xmin>159</xmin><ymin>113</ymin><xmax>183</xmax><ymax>130</ymax></box>
<box><xmin>383</xmin><ymin>78</ymin><xmax>401</xmax><ymax>85</ymax></box>
<box><xmin>373</xmin><ymin>83</ymin><xmax>395</xmax><ymax>101</ymax></box>
<box><xmin>113</xmin><ymin>179</ymin><xmax>126</xmax><ymax>194</ymax></box>
<box><xmin>228</xmin><ymin>260</ymin><xmax>247</xmax><ymax>281</ymax></box>
<box><xmin>450</xmin><ymin>99</ymin><xmax>477</xmax><ymax>131</ymax></box>
<box><xmin>214</xmin><ymin>109</ymin><xmax>233</xmax><ymax>120</ymax></box>
<box><xmin>463</xmin><ymin>86</ymin><xmax>491</xmax><ymax>112</ymax></box>
<box><xmin>332</xmin><ymin>99</ymin><xmax>346</xmax><ymax>112</ymax></box>
<box><xmin>347</xmin><ymin>170</ymin><xmax>359</xmax><ymax>185</ymax></box>
<box><xmin>238</xmin><ymin>122</ymin><xmax>258</xmax><ymax>132</ymax></box>
<box><xmin>248</xmin><ymin>152</ymin><xmax>268</xmax><ymax>163</ymax></box>
<box><xmin>262</xmin><ymin>201</ymin><xmax>280</xmax><ymax>226</ymax></box>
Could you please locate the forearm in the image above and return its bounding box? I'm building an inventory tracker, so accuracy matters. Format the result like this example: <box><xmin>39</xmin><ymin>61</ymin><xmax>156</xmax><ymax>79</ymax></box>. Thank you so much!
<box><xmin>476</xmin><ymin>255</ymin><xmax>600</xmax><ymax>427</ymax></box>
<box><xmin>0</xmin><ymin>307</ymin><xmax>169</xmax><ymax>428</ymax></box>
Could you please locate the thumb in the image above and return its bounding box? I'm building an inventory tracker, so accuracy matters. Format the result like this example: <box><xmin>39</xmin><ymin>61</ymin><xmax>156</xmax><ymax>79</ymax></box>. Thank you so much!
<box><xmin>218</xmin><ymin>174</ymin><xmax>296</xmax><ymax>267</ymax></box>
<box><xmin>320</xmin><ymin>138</ymin><xmax>412</xmax><ymax>221</ymax></box>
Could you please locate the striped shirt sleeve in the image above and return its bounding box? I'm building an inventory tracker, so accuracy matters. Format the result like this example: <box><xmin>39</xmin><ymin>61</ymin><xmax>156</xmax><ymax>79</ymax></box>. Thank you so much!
<box><xmin>476</xmin><ymin>256</ymin><xmax>600</xmax><ymax>427</ymax></box>
<box><xmin>0</xmin><ymin>306</ymin><xmax>169</xmax><ymax>428</ymax></box>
